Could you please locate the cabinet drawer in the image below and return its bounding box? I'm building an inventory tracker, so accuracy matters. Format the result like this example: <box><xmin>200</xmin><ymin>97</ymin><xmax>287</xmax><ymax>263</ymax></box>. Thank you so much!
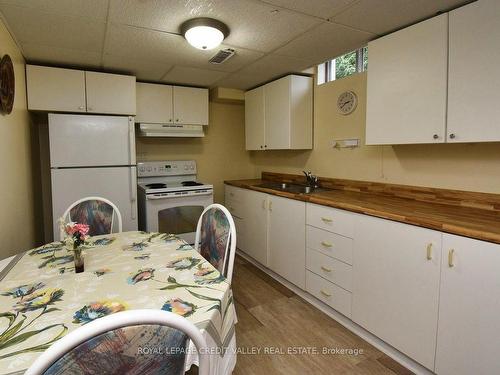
<box><xmin>306</xmin><ymin>225</ymin><xmax>353</xmax><ymax>265</ymax></box>
<box><xmin>225</xmin><ymin>186</ymin><xmax>245</xmax><ymax>218</ymax></box>
<box><xmin>306</xmin><ymin>271</ymin><xmax>352</xmax><ymax>318</ymax></box>
<box><xmin>306</xmin><ymin>203</ymin><xmax>355</xmax><ymax>237</ymax></box>
<box><xmin>306</xmin><ymin>248</ymin><xmax>352</xmax><ymax>291</ymax></box>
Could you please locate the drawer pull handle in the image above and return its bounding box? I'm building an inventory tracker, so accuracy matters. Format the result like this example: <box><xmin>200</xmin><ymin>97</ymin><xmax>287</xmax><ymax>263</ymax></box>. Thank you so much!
<box><xmin>269</xmin><ymin>201</ymin><xmax>273</xmax><ymax>212</ymax></box>
<box><xmin>320</xmin><ymin>289</ymin><xmax>332</xmax><ymax>297</ymax></box>
<box><xmin>321</xmin><ymin>241</ymin><xmax>333</xmax><ymax>248</ymax></box>
<box><xmin>230</xmin><ymin>192</ymin><xmax>234</xmax><ymax>196</ymax></box>
<box><xmin>321</xmin><ymin>266</ymin><xmax>332</xmax><ymax>272</ymax></box>
<box><xmin>321</xmin><ymin>217</ymin><xmax>333</xmax><ymax>223</ymax></box>
<box><xmin>448</xmin><ymin>249</ymin><xmax>455</xmax><ymax>268</ymax></box>
<box><xmin>262</xmin><ymin>200</ymin><xmax>266</xmax><ymax>210</ymax></box>
<box><xmin>426</xmin><ymin>243</ymin><xmax>433</xmax><ymax>260</ymax></box>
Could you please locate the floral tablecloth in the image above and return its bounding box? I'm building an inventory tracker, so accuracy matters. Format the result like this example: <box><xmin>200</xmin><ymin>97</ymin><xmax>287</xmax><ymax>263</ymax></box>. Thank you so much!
<box><xmin>0</xmin><ymin>231</ymin><xmax>236</xmax><ymax>375</ymax></box>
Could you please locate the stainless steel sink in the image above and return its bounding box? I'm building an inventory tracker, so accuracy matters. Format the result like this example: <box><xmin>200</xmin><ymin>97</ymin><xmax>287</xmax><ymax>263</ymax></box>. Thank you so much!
<box><xmin>255</xmin><ymin>182</ymin><xmax>327</xmax><ymax>195</ymax></box>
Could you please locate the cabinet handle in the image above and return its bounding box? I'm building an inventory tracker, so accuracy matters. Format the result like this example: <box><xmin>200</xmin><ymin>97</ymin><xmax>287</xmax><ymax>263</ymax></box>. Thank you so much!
<box><xmin>426</xmin><ymin>243</ymin><xmax>433</xmax><ymax>260</ymax></box>
<box><xmin>87</xmin><ymin>107</ymin><xmax>93</xmax><ymax>111</ymax></box>
<box><xmin>176</xmin><ymin>119</ymin><xmax>179</xmax><ymax>122</ymax></box>
<box><xmin>448</xmin><ymin>249</ymin><xmax>455</xmax><ymax>267</ymax></box>
<box><xmin>433</xmin><ymin>134</ymin><xmax>439</xmax><ymax>140</ymax></box>
<box><xmin>78</xmin><ymin>106</ymin><xmax>85</xmax><ymax>110</ymax></box>
<box><xmin>320</xmin><ymin>266</ymin><xmax>332</xmax><ymax>272</ymax></box>
<box><xmin>229</xmin><ymin>192</ymin><xmax>234</xmax><ymax>197</ymax></box>
<box><xmin>320</xmin><ymin>289</ymin><xmax>331</xmax><ymax>297</ymax></box>
<box><xmin>269</xmin><ymin>201</ymin><xmax>272</xmax><ymax>212</ymax></box>
<box><xmin>169</xmin><ymin>119</ymin><xmax>172</xmax><ymax>122</ymax></box>
<box><xmin>262</xmin><ymin>199</ymin><xmax>267</xmax><ymax>210</ymax></box>
<box><xmin>449</xmin><ymin>133</ymin><xmax>456</xmax><ymax>139</ymax></box>
<box><xmin>321</xmin><ymin>217</ymin><xmax>333</xmax><ymax>223</ymax></box>
<box><xmin>321</xmin><ymin>241</ymin><xmax>333</xmax><ymax>248</ymax></box>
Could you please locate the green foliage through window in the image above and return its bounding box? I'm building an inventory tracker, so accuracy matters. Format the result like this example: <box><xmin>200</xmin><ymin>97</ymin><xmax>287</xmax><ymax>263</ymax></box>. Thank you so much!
<box><xmin>318</xmin><ymin>47</ymin><xmax>367</xmax><ymax>84</ymax></box>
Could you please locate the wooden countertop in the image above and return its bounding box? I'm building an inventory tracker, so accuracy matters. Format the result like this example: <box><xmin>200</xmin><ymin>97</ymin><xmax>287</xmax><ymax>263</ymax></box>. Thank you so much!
<box><xmin>225</xmin><ymin>178</ymin><xmax>500</xmax><ymax>245</ymax></box>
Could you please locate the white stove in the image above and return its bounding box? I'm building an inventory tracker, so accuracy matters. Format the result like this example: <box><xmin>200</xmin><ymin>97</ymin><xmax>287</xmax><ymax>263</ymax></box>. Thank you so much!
<box><xmin>137</xmin><ymin>160</ymin><xmax>213</xmax><ymax>243</ymax></box>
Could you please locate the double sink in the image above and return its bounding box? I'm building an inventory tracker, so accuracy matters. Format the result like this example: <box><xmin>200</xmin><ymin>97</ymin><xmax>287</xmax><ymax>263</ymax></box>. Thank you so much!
<box><xmin>255</xmin><ymin>182</ymin><xmax>327</xmax><ymax>195</ymax></box>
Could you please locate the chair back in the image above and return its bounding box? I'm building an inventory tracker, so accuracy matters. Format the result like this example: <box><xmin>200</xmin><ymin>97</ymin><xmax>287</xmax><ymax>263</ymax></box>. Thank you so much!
<box><xmin>60</xmin><ymin>196</ymin><xmax>123</xmax><ymax>240</ymax></box>
<box><xmin>25</xmin><ymin>310</ymin><xmax>209</xmax><ymax>375</ymax></box>
<box><xmin>194</xmin><ymin>204</ymin><xmax>237</xmax><ymax>284</ymax></box>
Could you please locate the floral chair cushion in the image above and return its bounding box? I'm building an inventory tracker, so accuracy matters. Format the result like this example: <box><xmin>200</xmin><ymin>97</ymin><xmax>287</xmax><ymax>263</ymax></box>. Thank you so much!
<box><xmin>69</xmin><ymin>200</ymin><xmax>114</xmax><ymax>236</ymax></box>
<box><xmin>199</xmin><ymin>207</ymin><xmax>230</xmax><ymax>274</ymax></box>
<box><xmin>44</xmin><ymin>324</ymin><xmax>188</xmax><ymax>375</ymax></box>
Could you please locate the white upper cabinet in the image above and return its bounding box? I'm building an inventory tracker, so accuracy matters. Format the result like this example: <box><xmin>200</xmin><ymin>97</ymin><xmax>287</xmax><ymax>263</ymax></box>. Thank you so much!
<box><xmin>26</xmin><ymin>65</ymin><xmax>136</xmax><ymax>115</ymax></box>
<box><xmin>244</xmin><ymin>86</ymin><xmax>265</xmax><ymax>150</ymax></box>
<box><xmin>245</xmin><ymin>74</ymin><xmax>313</xmax><ymax>150</ymax></box>
<box><xmin>435</xmin><ymin>234</ymin><xmax>500</xmax><ymax>375</ymax></box>
<box><xmin>136</xmin><ymin>83</ymin><xmax>173</xmax><ymax>124</ymax></box>
<box><xmin>85</xmin><ymin>71</ymin><xmax>136</xmax><ymax>115</ymax></box>
<box><xmin>352</xmin><ymin>215</ymin><xmax>442</xmax><ymax>370</ymax></box>
<box><xmin>173</xmin><ymin>86</ymin><xmax>209</xmax><ymax>125</ymax></box>
<box><xmin>27</xmin><ymin>65</ymin><xmax>86</xmax><ymax>113</ymax></box>
<box><xmin>447</xmin><ymin>0</ymin><xmax>500</xmax><ymax>142</ymax></box>
<box><xmin>366</xmin><ymin>14</ymin><xmax>448</xmax><ymax>145</ymax></box>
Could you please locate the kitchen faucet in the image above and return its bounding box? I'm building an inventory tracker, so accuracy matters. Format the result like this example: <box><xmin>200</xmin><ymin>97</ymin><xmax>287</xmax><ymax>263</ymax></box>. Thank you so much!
<box><xmin>303</xmin><ymin>171</ymin><xmax>319</xmax><ymax>188</ymax></box>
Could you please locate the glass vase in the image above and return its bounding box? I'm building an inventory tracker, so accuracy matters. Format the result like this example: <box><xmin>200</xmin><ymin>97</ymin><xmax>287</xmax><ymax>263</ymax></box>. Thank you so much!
<box><xmin>74</xmin><ymin>248</ymin><xmax>84</xmax><ymax>273</ymax></box>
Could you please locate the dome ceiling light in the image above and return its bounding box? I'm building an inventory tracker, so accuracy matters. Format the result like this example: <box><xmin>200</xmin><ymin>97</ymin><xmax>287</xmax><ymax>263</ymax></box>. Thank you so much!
<box><xmin>180</xmin><ymin>18</ymin><xmax>229</xmax><ymax>50</ymax></box>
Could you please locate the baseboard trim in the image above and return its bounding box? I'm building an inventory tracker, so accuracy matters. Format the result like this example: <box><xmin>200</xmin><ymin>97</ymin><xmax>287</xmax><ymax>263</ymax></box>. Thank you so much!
<box><xmin>236</xmin><ymin>250</ymin><xmax>435</xmax><ymax>375</ymax></box>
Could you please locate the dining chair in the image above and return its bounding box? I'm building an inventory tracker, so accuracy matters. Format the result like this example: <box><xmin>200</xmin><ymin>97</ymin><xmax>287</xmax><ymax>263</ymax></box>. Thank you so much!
<box><xmin>60</xmin><ymin>196</ymin><xmax>123</xmax><ymax>240</ymax></box>
<box><xmin>194</xmin><ymin>204</ymin><xmax>237</xmax><ymax>284</ymax></box>
<box><xmin>25</xmin><ymin>309</ymin><xmax>209</xmax><ymax>375</ymax></box>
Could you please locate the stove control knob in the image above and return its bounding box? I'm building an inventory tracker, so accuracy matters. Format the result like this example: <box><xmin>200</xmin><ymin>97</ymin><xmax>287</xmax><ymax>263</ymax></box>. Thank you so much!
<box><xmin>190</xmin><ymin>165</ymin><xmax>195</xmax><ymax>170</ymax></box>
<box><xmin>147</xmin><ymin>167</ymin><xmax>152</xmax><ymax>172</ymax></box>
<box><xmin>184</xmin><ymin>165</ymin><xmax>188</xmax><ymax>170</ymax></box>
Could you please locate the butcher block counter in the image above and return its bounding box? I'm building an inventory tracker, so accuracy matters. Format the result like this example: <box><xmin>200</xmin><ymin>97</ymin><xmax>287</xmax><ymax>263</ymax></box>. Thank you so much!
<box><xmin>225</xmin><ymin>172</ymin><xmax>500</xmax><ymax>245</ymax></box>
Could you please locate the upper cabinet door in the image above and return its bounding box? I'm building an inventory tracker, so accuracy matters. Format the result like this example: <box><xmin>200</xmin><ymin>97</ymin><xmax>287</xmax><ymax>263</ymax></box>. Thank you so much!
<box><xmin>447</xmin><ymin>1</ymin><xmax>500</xmax><ymax>142</ymax></box>
<box><xmin>173</xmin><ymin>86</ymin><xmax>209</xmax><ymax>125</ymax></box>
<box><xmin>27</xmin><ymin>65</ymin><xmax>86</xmax><ymax>112</ymax></box>
<box><xmin>136</xmin><ymin>83</ymin><xmax>173</xmax><ymax>124</ymax></box>
<box><xmin>85</xmin><ymin>71</ymin><xmax>136</xmax><ymax>115</ymax></box>
<box><xmin>264</xmin><ymin>76</ymin><xmax>291</xmax><ymax>149</ymax></box>
<box><xmin>436</xmin><ymin>234</ymin><xmax>500</xmax><ymax>375</ymax></box>
<box><xmin>244</xmin><ymin>86</ymin><xmax>265</xmax><ymax>150</ymax></box>
<box><xmin>365</xmin><ymin>14</ymin><xmax>448</xmax><ymax>145</ymax></box>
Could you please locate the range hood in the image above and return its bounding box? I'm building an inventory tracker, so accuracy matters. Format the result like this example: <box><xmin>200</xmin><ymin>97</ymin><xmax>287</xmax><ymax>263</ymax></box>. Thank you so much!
<box><xmin>138</xmin><ymin>123</ymin><xmax>205</xmax><ymax>137</ymax></box>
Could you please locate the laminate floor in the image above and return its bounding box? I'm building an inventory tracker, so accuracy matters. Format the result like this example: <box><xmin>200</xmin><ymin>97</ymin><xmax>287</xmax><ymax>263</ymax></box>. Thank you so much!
<box><xmin>190</xmin><ymin>255</ymin><xmax>414</xmax><ymax>375</ymax></box>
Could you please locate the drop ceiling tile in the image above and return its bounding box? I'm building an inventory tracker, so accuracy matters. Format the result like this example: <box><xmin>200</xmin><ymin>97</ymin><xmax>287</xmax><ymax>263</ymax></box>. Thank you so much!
<box><xmin>0</xmin><ymin>0</ymin><xmax>109</xmax><ymax>20</ymax></box>
<box><xmin>108</xmin><ymin>0</ymin><xmax>322</xmax><ymax>52</ymax></box>
<box><xmin>212</xmin><ymin>73</ymin><xmax>263</xmax><ymax>90</ymax></box>
<box><xmin>22</xmin><ymin>43</ymin><xmax>102</xmax><ymax>68</ymax></box>
<box><xmin>104</xmin><ymin>23</ymin><xmax>212</xmax><ymax>65</ymax></box>
<box><xmin>161</xmin><ymin>66</ymin><xmax>229</xmax><ymax>87</ymax></box>
<box><xmin>332</xmin><ymin>0</ymin><xmax>470</xmax><ymax>35</ymax></box>
<box><xmin>102</xmin><ymin>55</ymin><xmax>172</xmax><ymax>81</ymax></box>
<box><xmin>104</xmin><ymin>24</ymin><xmax>264</xmax><ymax>73</ymax></box>
<box><xmin>0</xmin><ymin>5</ymin><xmax>106</xmax><ymax>52</ymax></box>
<box><xmin>257</xmin><ymin>0</ymin><xmax>358</xmax><ymax>19</ymax></box>
<box><xmin>273</xmin><ymin>22</ymin><xmax>374</xmax><ymax>63</ymax></box>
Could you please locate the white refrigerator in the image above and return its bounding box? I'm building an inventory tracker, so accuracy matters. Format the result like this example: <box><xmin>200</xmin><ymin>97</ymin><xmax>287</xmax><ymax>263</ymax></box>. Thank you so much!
<box><xmin>49</xmin><ymin>114</ymin><xmax>137</xmax><ymax>239</ymax></box>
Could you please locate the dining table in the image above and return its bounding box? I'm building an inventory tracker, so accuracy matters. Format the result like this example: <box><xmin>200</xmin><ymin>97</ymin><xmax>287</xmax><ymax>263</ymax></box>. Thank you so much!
<box><xmin>0</xmin><ymin>231</ymin><xmax>237</xmax><ymax>375</ymax></box>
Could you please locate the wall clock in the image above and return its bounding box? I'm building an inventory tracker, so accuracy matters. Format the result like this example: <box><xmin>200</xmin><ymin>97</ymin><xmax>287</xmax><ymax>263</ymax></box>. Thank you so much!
<box><xmin>337</xmin><ymin>90</ymin><xmax>357</xmax><ymax>115</ymax></box>
<box><xmin>0</xmin><ymin>54</ymin><xmax>14</xmax><ymax>115</ymax></box>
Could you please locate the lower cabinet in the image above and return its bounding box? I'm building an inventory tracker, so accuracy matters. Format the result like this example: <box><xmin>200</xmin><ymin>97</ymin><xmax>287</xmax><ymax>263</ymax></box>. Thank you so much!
<box><xmin>268</xmin><ymin>195</ymin><xmax>306</xmax><ymax>289</ymax></box>
<box><xmin>435</xmin><ymin>234</ymin><xmax>500</xmax><ymax>375</ymax></box>
<box><xmin>352</xmin><ymin>215</ymin><xmax>442</xmax><ymax>370</ymax></box>
<box><xmin>240</xmin><ymin>190</ymin><xmax>269</xmax><ymax>266</ymax></box>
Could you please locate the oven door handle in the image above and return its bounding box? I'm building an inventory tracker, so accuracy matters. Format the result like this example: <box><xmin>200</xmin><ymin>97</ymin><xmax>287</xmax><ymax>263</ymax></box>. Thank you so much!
<box><xmin>146</xmin><ymin>191</ymin><xmax>213</xmax><ymax>200</ymax></box>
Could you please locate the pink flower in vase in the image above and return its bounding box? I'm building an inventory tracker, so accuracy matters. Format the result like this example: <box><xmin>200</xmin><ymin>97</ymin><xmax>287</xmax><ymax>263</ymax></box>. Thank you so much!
<box><xmin>73</xmin><ymin>223</ymin><xmax>89</xmax><ymax>237</ymax></box>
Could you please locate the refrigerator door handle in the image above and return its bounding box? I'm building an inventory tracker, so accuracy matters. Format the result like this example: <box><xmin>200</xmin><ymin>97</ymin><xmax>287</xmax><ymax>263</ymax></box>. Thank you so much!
<box><xmin>130</xmin><ymin>167</ymin><xmax>137</xmax><ymax>220</ymax></box>
<box><xmin>128</xmin><ymin>117</ymin><xmax>136</xmax><ymax>165</ymax></box>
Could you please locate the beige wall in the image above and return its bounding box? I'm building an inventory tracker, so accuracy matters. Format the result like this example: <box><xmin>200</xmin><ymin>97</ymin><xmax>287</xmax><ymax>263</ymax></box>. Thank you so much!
<box><xmin>250</xmin><ymin>72</ymin><xmax>500</xmax><ymax>194</ymax></box>
<box><xmin>0</xmin><ymin>19</ymin><xmax>37</xmax><ymax>257</ymax></box>
<box><xmin>136</xmin><ymin>101</ymin><xmax>254</xmax><ymax>203</ymax></box>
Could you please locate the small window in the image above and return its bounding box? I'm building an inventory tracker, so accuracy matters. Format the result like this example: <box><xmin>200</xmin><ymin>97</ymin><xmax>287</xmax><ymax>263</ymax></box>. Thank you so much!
<box><xmin>317</xmin><ymin>47</ymin><xmax>368</xmax><ymax>85</ymax></box>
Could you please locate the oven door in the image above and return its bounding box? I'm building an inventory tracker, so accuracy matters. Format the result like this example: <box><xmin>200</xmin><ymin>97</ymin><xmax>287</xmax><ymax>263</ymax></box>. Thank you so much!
<box><xmin>144</xmin><ymin>191</ymin><xmax>213</xmax><ymax>244</ymax></box>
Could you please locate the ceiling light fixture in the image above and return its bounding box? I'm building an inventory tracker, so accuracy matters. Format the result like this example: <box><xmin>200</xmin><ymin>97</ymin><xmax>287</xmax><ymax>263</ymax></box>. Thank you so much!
<box><xmin>180</xmin><ymin>18</ymin><xmax>229</xmax><ymax>50</ymax></box>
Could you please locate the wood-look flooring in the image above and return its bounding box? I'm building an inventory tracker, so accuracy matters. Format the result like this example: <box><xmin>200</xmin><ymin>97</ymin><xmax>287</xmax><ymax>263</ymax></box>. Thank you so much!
<box><xmin>190</xmin><ymin>255</ymin><xmax>414</xmax><ymax>375</ymax></box>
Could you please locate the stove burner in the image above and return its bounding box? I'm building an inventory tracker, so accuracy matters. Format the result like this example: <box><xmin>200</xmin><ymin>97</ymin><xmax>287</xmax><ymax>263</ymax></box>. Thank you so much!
<box><xmin>182</xmin><ymin>181</ymin><xmax>203</xmax><ymax>187</ymax></box>
<box><xmin>146</xmin><ymin>183</ymin><xmax>167</xmax><ymax>189</ymax></box>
